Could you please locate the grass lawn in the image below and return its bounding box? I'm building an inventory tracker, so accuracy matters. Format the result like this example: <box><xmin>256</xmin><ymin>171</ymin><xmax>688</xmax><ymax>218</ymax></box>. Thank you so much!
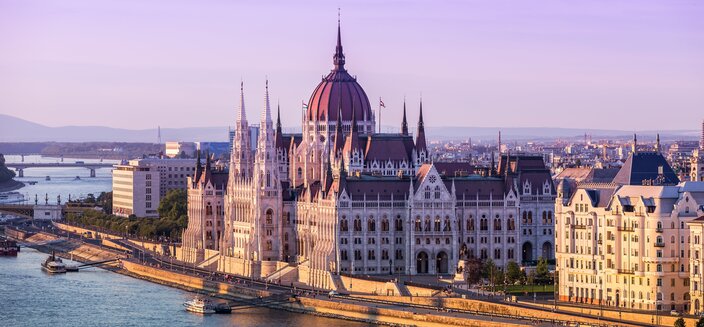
<box><xmin>490</xmin><ymin>284</ymin><xmax>555</xmax><ymax>294</ymax></box>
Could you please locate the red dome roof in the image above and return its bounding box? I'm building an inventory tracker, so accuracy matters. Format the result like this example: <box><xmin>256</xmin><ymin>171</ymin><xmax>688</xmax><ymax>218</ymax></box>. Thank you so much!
<box><xmin>306</xmin><ymin>23</ymin><xmax>372</xmax><ymax>122</ymax></box>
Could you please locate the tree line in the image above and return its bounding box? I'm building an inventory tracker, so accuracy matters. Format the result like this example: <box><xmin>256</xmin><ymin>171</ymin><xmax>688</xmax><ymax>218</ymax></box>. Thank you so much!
<box><xmin>65</xmin><ymin>189</ymin><xmax>188</xmax><ymax>241</ymax></box>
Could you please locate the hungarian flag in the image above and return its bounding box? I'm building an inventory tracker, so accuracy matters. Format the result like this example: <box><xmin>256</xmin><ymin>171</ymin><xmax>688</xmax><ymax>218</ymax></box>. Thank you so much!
<box><xmin>302</xmin><ymin>101</ymin><xmax>308</xmax><ymax>109</ymax></box>
<box><xmin>379</xmin><ymin>98</ymin><xmax>385</xmax><ymax>108</ymax></box>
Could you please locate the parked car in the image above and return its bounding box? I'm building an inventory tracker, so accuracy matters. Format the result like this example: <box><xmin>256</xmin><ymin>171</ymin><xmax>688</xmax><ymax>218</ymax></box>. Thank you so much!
<box><xmin>670</xmin><ymin>310</ymin><xmax>680</xmax><ymax>316</ymax></box>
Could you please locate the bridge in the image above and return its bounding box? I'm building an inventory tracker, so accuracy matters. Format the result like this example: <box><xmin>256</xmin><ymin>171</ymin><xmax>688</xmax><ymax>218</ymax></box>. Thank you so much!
<box><xmin>6</xmin><ymin>162</ymin><xmax>114</xmax><ymax>178</ymax></box>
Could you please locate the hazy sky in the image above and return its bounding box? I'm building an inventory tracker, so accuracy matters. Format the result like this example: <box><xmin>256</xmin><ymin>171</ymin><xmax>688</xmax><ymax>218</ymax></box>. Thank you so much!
<box><xmin>1</xmin><ymin>0</ymin><xmax>702</xmax><ymax>131</ymax></box>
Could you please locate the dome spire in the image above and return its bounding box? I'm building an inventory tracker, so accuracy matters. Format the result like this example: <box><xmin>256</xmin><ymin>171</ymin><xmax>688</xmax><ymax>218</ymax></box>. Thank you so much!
<box><xmin>333</xmin><ymin>9</ymin><xmax>346</xmax><ymax>70</ymax></box>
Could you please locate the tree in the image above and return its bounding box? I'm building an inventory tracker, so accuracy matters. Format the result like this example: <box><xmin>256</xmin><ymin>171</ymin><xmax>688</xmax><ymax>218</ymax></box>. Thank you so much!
<box><xmin>535</xmin><ymin>257</ymin><xmax>551</xmax><ymax>285</ymax></box>
<box><xmin>505</xmin><ymin>261</ymin><xmax>523</xmax><ymax>284</ymax></box>
<box><xmin>158</xmin><ymin>189</ymin><xmax>187</xmax><ymax>221</ymax></box>
<box><xmin>696</xmin><ymin>317</ymin><xmax>704</xmax><ymax>327</ymax></box>
<box><xmin>464</xmin><ymin>258</ymin><xmax>483</xmax><ymax>286</ymax></box>
<box><xmin>674</xmin><ymin>317</ymin><xmax>686</xmax><ymax>327</ymax></box>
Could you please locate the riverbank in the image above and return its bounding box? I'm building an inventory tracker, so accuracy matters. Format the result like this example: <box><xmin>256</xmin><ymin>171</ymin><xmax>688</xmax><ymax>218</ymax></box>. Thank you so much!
<box><xmin>6</xmin><ymin>227</ymin><xmax>538</xmax><ymax>327</ymax></box>
<box><xmin>0</xmin><ymin>179</ymin><xmax>24</xmax><ymax>192</ymax></box>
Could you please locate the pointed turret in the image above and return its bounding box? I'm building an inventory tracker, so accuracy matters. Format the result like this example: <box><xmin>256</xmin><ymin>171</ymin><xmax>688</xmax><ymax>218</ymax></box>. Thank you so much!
<box><xmin>344</xmin><ymin>102</ymin><xmax>361</xmax><ymax>153</ymax></box>
<box><xmin>194</xmin><ymin>149</ymin><xmax>203</xmax><ymax>183</ymax></box>
<box><xmin>333</xmin><ymin>105</ymin><xmax>345</xmax><ymax>154</ymax></box>
<box><xmin>237</xmin><ymin>81</ymin><xmax>247</xmax><ymax>125</ymax></box>
<box><xmin>415</xmin><ymin>100</ymin><xmax>427</xmax><ymax>153</ymax></box>
<box><xmin>230</xmin><ymin>81</ymin><xmax>253</xmax><ymax>179</ymax></box>
<box><xmin>275</xmin><ymin>103</ymin><xmax>284</xmax><ymax>149</ymax></box>
<box><xmin>490</xmin><ymin>151</ymin><xmax>496</xmax><ymax>176</ymax></box>
<box><xmin>201</xmin><ymin>150</ymin><xmax>212</xmax><ymax>184</ymax></box>
<box><xmin>655</xmin><ymin>133</ymin><xmax>661</xmax><ymax>153</ymax></box>
<box><xmin>401</xmin><ymin>100</ymin><xmax>409</xmax><ymax>135</ymax></box>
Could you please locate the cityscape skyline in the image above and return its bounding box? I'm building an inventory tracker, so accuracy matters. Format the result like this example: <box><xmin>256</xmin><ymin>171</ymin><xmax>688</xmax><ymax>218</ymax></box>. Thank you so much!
<box><xmin>2</xmin><ymin>0</ymin><xmax>703</xmax><ymax>130</ymax></box>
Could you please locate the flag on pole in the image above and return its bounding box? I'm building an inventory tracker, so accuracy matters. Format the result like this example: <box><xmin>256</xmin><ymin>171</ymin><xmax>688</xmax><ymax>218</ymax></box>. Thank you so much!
<box><xmin>379</xmin><ymin>98</ymin><xmax>385</xmax><ymax>108</ymax></box>
<box><xmin>302</xmin><ymin>101</ymin><xmax>308</xmax><ymax>109</ymax></box>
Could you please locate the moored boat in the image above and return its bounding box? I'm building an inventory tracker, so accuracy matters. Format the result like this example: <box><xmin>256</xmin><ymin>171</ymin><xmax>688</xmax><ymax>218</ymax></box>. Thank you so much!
<box><xmin>0</xmin><ymin>237</ymin><xmax>19</xmax><ymax>256</ymax></box>
<box><xmin>41</xmin><ymin>252</ymin><xmax>67</xmax><ymax>274</ymax></box>
<box><xmin>183</xmin><ymin>297</ymin><xmax>216</xmax><ymax>314</ymax></box>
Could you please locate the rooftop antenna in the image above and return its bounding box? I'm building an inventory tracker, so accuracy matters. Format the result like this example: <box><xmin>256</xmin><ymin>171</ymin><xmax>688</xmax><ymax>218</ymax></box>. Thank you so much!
<box><xmin>157</xmin><ymin>125</ymin><xmax>162</xmax><ymax>145</ymax></box>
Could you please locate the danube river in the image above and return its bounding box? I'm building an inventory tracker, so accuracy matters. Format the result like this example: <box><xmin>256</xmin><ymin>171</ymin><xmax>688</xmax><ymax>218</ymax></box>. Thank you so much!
<box><xmin>3</xmin><ymin>155</ymin><xmax>116</xmax><ymax>203</ymax></box>
<box><xmin>0</xmin><ymin>249</ymin><xmax>364</xmax><ymax>327</ymax></box>
<box><xmin>1</xmin><ymin>155</ymin><xmax>366</xmax><ymax>326</ymax></box>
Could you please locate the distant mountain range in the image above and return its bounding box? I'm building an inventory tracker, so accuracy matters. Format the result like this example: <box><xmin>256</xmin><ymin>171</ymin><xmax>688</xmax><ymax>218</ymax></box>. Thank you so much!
<box><xmin>0</xmin><ymin>114</ymin><xmax>698</xmax><ymax>143</ymax></box>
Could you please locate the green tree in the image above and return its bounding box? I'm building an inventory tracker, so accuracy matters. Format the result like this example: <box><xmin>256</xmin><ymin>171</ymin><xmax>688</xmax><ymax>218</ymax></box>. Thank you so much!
<box><xmin>535</xmin><ymin>257</ymin><xmax>551</xmax><ymax>285</ymax></box>
<box><xmin>464</xmin><ymin>258</ymin><xmax>483</xmax><ymax>286</ymax></box>
<box><xmin>0</xmin><ymin>153</ymin><xmax>17</xmax><ymax>183</ymax></box>
<box><xmin>695</xmin><ymin>317</ymin><xmax>704</xmax><ymax>327</ymax></box>
<box><xmin>505</xmin><ymin>261</ymin><xmax>523</xmax><ymax>284</ymax></box>
<box><xmin>158</xmin><ymin>189</ymin><xmax>187</xmax><ymax>221</ymax></box>
<box><xmin>675</xmin><ymin>317</ymin><xmax>686</xmax><ymax>327</ymax></box>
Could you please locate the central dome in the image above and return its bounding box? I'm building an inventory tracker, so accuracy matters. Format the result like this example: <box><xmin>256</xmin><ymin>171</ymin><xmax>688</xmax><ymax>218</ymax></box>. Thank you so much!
<box><xmin>306</xmin><ymin>23</ymin><xmax>372</xmax><ymax>123</ymax></box>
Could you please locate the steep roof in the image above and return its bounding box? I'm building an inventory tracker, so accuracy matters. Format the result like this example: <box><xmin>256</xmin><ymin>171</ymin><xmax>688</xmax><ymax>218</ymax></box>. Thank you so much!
<box><xmin>611</xmin><ymin>152</ymin><xmax>679</xmax><ymax>185</ymax></box>
<box><xmin>363</xmin><ymin>134</ymin><xmax>415</xmax><ymax>163</ymax></box>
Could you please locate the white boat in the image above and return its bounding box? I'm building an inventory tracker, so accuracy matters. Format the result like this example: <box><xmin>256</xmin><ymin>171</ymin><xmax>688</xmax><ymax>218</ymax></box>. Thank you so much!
<box><xmin>41</xmin><ymin>252</ymin><xmax>67</xmax><ymax>274</ymax></box>
<box><xmin>183</xmin><ymin>297</ymin><xmax>216</xmax><ymax>314</ymax></box>
<box><xmin>0</xmin><ymin>192</ymin><xmax>24</xmax><ymax>204</ymax></box>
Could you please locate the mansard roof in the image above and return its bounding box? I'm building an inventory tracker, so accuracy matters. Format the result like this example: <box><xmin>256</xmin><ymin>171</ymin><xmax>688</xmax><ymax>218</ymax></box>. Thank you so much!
<box><xmin>363</xmin><ymin>134</ymin><xmax>415</xmax><ymax>163</ymax></box>
<box><xmin>433</xmin><ymin>162</ymin><xmax>474</xmax><ymax>177</ymax></box>
<box><xmin>612</xmin><ymin>151</ymin><xmax>679</xmax><ymax>185</ymax></box>
<box><xmin>342</xmin><ymin>175</ymin><xmax>411</xmax><ymax>199</ymax></box>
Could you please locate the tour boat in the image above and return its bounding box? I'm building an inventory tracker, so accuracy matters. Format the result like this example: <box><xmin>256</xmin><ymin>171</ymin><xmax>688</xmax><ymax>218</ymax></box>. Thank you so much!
<box><xmin>183</xmin><ymin>297</ymin><xmax>216</xmax><ymax>314</ymax></box>
<box><xmin>41</xmin><ymin>252</ymin><xmax>67</xmax><ymax>274</ymax></box>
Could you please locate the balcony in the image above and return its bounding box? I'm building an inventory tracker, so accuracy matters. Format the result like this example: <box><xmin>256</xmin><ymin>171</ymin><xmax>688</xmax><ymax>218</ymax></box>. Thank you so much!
<box><xmin>617</xmin><ymin>226</ymin><xmax>635</xmax><ymax>232</ymax></box>
<box><xmin>655</xmin><ymin>227</ymin><xmax>663</xmax><ymax>233</ymax></box>
<box><xmin>617</xmin><ymin>268</ymin><xmax>635</xmax><ymax>274</ymax></box>
<box><xmin>597</xmin><ymin>239</ymin><xmax>603</xmax><ymax>245</ymax></box>
<box><xmin>654</xmin><ymin>242</ymin><xmax>666</xmax><ymax>247</ymax></box>
<box><xmin>573</xmin><ymin>224</ymin><xmax>587</xmax><ymax>230</ymax></box>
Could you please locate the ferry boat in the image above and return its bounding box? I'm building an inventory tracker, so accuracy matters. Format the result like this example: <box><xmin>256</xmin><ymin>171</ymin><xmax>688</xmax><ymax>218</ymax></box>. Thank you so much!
<box><xmin>0</xmin><ymin>192</ymin><xmax>24</xmax><ymax>204</ymax></box>
<box><xmin>41</xmin><ymin>252</ymin><xmax>67</xmax><ymax>274</ymax></box>
<box><xmin>0</xmin><ymin>237</ymin><xmax>19</xmax><ymax>256</ymax></box>
<box><xmin>183</xmin><ymin>297</ymin><xmax>216</xmax><ymax>314</ymax></box>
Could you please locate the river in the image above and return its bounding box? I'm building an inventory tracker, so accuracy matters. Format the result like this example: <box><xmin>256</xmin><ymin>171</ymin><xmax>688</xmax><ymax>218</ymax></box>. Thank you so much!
<box><xmin>3</xmin><ymin>155</ymin><xmax>116</xmax><ymax>203</ymax></box>
<box><xmin>0</xmin><ymin>248</ymin><xmax>365</xmax><ymax>327</ymax></box>
<box><xmin>1</xmin><ymin>155</ymin><xmax>365</xmax><ymax>326</ymax></box>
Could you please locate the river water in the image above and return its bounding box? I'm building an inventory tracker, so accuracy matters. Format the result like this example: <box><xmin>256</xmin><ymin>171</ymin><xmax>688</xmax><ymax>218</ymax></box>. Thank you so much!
<box><xmin>3</xmin><ymin>155</ymin><xmax>116</xmax><ymax>203</ymax></box>
<box><xmin>1</xmin><ymin>155</ymin><xmax>365</xmax><ymax>326</ymax></box>
<box><xmin>0</xmin><ymin>248</ymin><xmax>364</xmax><ymax>327</ymax></box>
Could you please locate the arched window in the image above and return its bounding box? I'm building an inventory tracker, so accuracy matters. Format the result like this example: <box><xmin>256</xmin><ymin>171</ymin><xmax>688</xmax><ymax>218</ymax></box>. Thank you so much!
<box><xmin>443</xmin><ymin>218</ymin><xmax>451</xmax><ymax>231</ymax></box>
<box><xmin>266</xmin><ymin>240</ymin><xmax>272</xmax><ymax>251</ymax></box>
<box><xmin>284</xmin><ymin>232</ymin><xmax>289</xmax><ymax>241</ymax></box>
<box><xmin>395</xmin><ymin>216</ymin><xmax>403</xmax><ymax>231</ymax></box>
<box><xmin>297</xmin><ymin>167</ymin><xmax>302</xmax><ymax>179</ymax></box>
<box><xmin>547</xmin><ymin>211</ymin><xmax>553</xmax><ymax>223</ymax></box>
<box><xmin>381</xmin><ymin>218</ymin><xmax>389</xmax><ymax>232</ymax></box>
<box><xmin>354</xmin><ymin>216</ymin><xmax>362</xmax><ymax>232</ymax></box>
<box><xmin>434</xmin><ymin>186</ymin><xmax>441</xmax><ymax>199</ymax></box>
<box><xmin>265</xmin><ymin>209</ymin><xmax>273</xmax><ymax>224</ymax></box>
<box><xmin>415</xmin><ymin>217</ymin><xmax>422</xmax><ymax>231</ymax></box>
<box><xmin>424</xmin><ymin>186</ymin><xmax>431</xmax><ymax>199</ymax></box>
<box><xmin>368</xmin><ymin>218</ymin><xmax>376</xmax><ymax>232</ymax></box>
<box><xmin>425</xmin><ymin>218</ymin><xmax>431</xmax><ymax>231</ymax></box>
<box><xmin>434</xmin><ymin>217</ymin><xmax>441</xmax><ymax>231</ymax></box>
<box><xmin>340</xmin><ymin>218</ymin><xmax>349</xmax><ymax>232</ymax></box>
<box><xmin>528</xmin><ymin>211</ymin><xmax>533</xmax><ymax>224</ymax></box>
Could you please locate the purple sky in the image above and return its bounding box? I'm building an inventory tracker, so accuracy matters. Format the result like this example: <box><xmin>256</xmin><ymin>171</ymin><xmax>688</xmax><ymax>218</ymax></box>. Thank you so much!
<box><xmin>1</xmin><ymin>0</ymin><xmax>703</xmax><ymax>131</ymax></box>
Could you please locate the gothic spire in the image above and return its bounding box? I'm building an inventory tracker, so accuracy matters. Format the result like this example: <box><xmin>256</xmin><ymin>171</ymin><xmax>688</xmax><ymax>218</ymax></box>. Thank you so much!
<box><xmin>333</xmin><ymin>105</ymin><xmax>345</xmax><ymax>153</ymax></box>
<box><xmin>333</xmin><ymin>12</ymin><xmax>346</xmax><ymax>70</ymax></box>
<box><xmin>194</xmin><ymin>149</ymin><xmax>203</xmax><ymax>183</ymax></box>
<box><xmin>262</xmin><ymin>79</ymin><xmax>272</xmax><ymax>123</ymax></box>
<box><xmin>655</xmin><ymin>133</ymin><xmax>661</xmax><ymax>153</ymax></box>
<box><xmin>632</xmin><ymin>133</ymin><xmax>638</xmax><ymax>154</ymax></box>
<box><xmin>237</xmin><ymin>81</ymin><xmax>248</xmax><ymax>127</ymax></box>
<box><xmin>401</xmin><ymin>99</ymin><xmax>409</xmax><ymax>135</ymax></box>
<box><xmin>415</xmin><ymin>99</ymin><xmax>427</xmax><ymax>153</ymax></box>
<box><xmin>275</xmin><ymin>103</ymin><xmax>284</xmax><ymax>149</ymax></box>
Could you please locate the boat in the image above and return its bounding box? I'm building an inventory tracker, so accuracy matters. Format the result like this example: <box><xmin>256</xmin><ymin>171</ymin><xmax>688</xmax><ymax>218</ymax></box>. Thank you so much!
<box><xmin>41</xmin><ymin>252</ymin><xmax>67</xmax><ymax>274</ymax></box>
<box><xmin>0</xmin><ymin>237</ymin><xmax>19</xmax><ymax>256</ymax></box>
<box><xmin>45</xmin><ymin>176</ymin><xmax>51</xmax><ymax>181</ymax></box>
<box><xmin>183</xmin><ymin>297</ymin><xmax>216</xmax><ymax>314</ymax></box>
<box><xmin>0</xmin><ymin>192</ymin><xmax>25</xmax><ymax>204</ymax></box>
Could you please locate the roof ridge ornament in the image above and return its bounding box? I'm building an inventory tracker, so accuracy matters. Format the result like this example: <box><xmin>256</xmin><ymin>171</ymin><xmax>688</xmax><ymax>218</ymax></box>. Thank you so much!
<box><xmin>333</xmin><ymin>9</ymin><xmax>346</xmax><ymax>70</ymax></box>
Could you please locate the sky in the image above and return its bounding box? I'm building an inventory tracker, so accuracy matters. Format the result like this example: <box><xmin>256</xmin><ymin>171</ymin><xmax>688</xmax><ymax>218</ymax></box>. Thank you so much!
<box><xmin>1</xmin><ymin>0</ymin><xmax>703</xmax><ymax>131</ymax></box>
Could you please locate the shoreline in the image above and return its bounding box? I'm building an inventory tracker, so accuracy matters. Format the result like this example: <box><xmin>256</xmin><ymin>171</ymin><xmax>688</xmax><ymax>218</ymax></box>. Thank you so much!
<box><xmin>0</xmin><ymin>179</ymin><xmax>25</xmax><ymax>193</ymax></box>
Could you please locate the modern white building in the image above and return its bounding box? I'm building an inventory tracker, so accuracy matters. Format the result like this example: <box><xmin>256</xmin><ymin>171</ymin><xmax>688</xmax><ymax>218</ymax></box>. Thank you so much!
<box><xmin>165</xmin><ymin>141</ymin><xmax>197</xmax><ymax>158</ymax></box>
<box><xmin>112</xmin><ymin>158</ymin><xmax>195</xmax><ymax>217</ymax></box>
